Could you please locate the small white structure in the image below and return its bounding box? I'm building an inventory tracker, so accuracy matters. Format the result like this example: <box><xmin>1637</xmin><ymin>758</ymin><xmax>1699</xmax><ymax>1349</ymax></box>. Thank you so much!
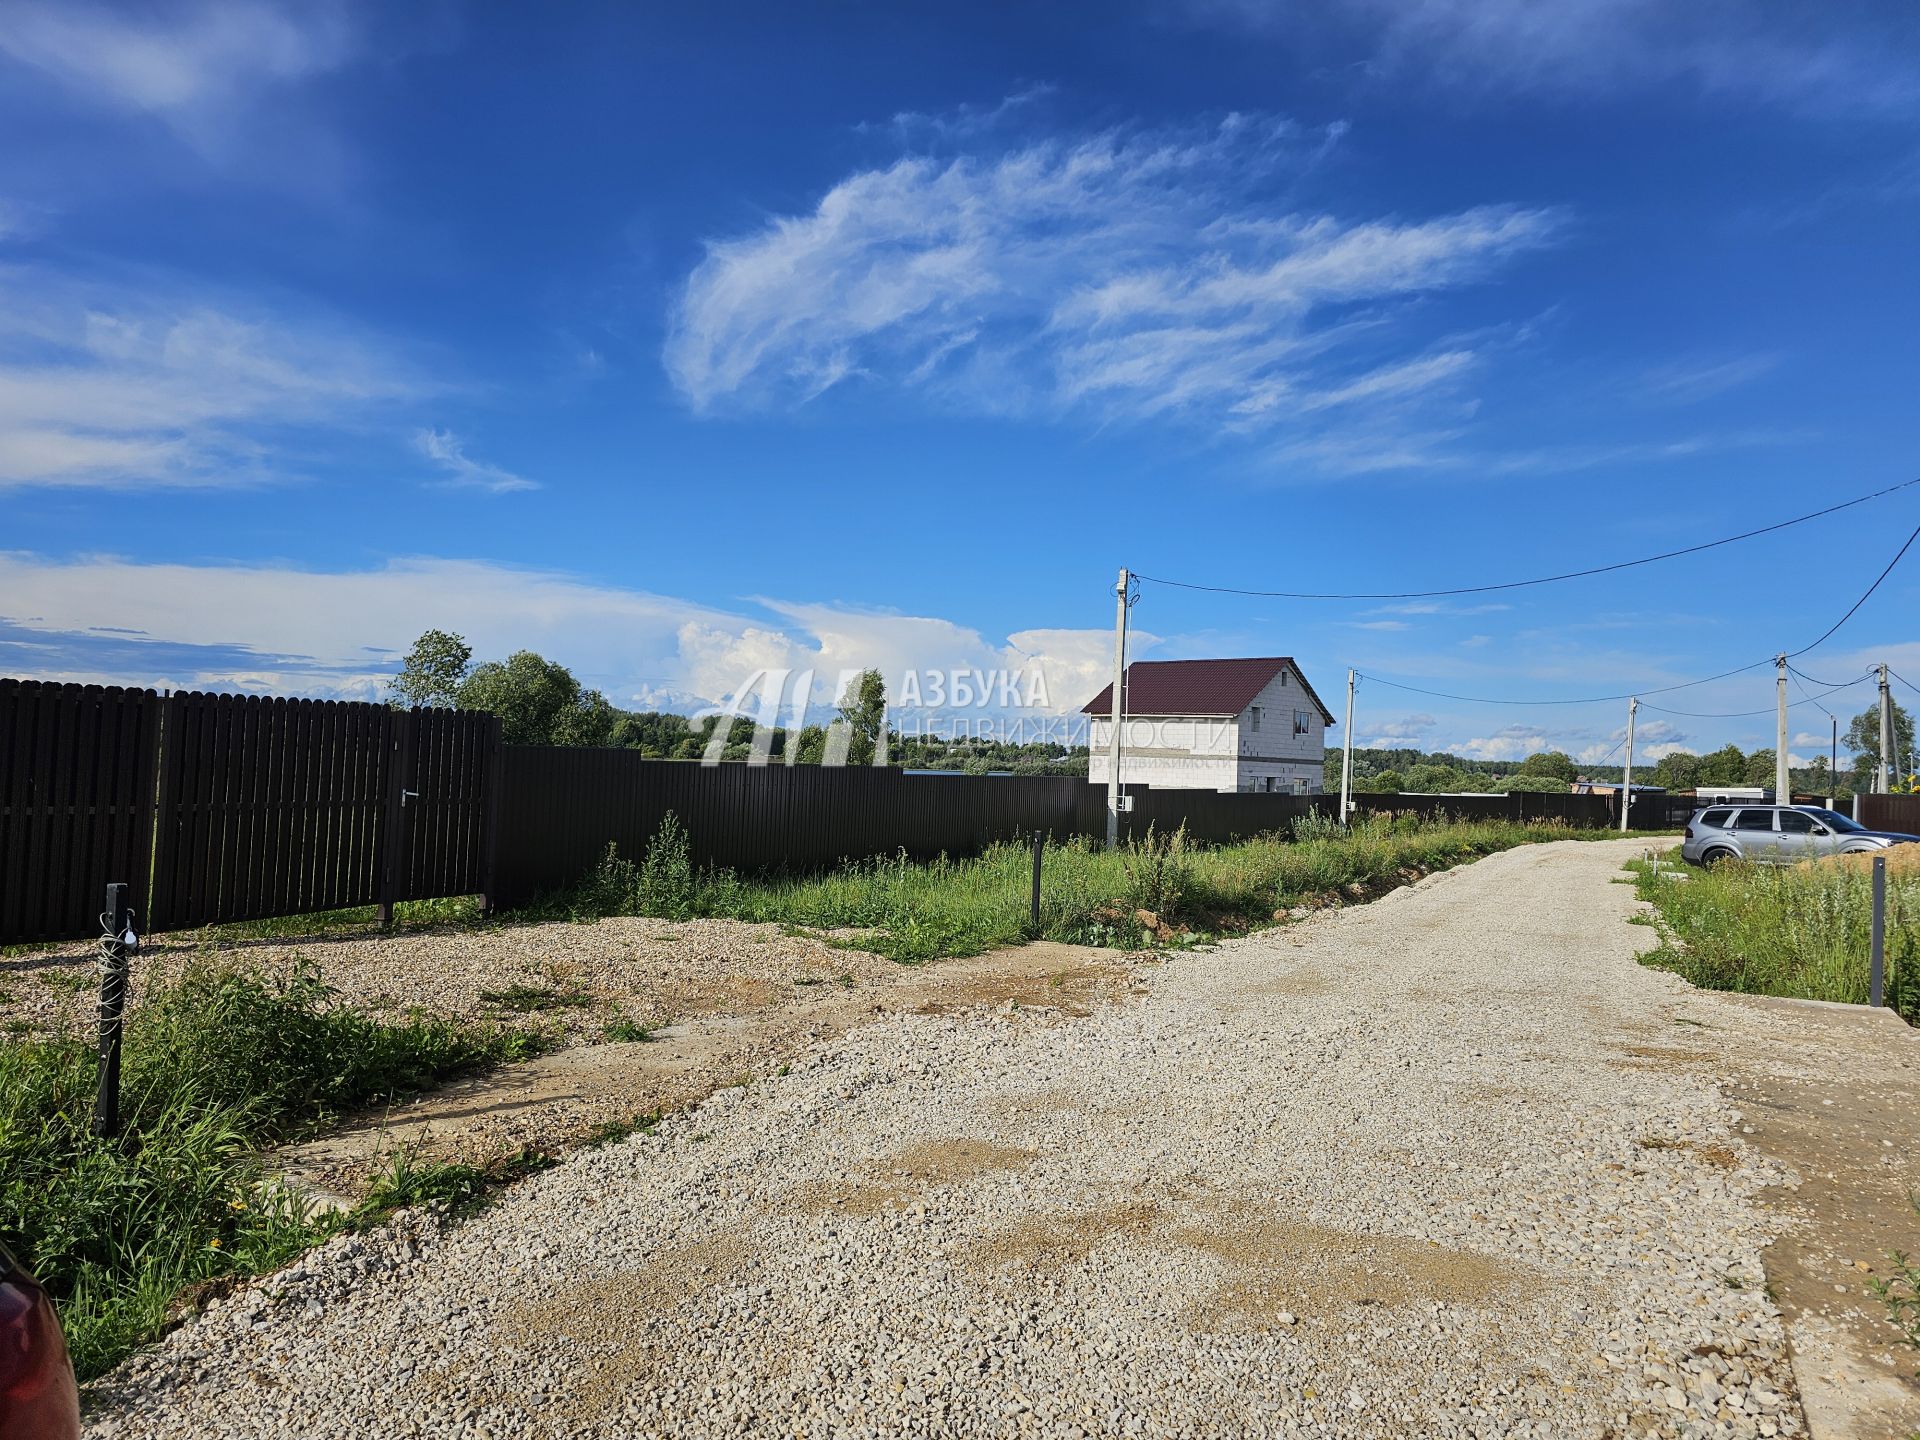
<box><xmin>1082</xmin><ymin>656</ymin><xmax>1335</xmax><ymax>794</ymax></box>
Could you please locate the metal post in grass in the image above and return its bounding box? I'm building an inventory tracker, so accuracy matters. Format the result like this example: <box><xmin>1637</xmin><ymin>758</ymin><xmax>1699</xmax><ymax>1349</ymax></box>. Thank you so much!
<box><xmin>1870</xmin><ymin>854</ymin><xmax>1886</xmax><ymax>1009</ymax></box>
<box><xmin>92</xmin><ymin>882</ymin><xmax>134</xmax><ymax>1140</ymax></box>
<box><xmin>1030</xmin><ymin>830</ymin><xmax>1045</xmax><ymax>934</ymax></box>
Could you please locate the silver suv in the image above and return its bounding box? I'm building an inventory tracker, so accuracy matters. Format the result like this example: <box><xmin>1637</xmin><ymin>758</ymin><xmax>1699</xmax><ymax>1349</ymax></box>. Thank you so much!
<box><xmin>1681</xmin><ymin>804</ymin><xmax>1919</xmax><ymax>866</ymax></box>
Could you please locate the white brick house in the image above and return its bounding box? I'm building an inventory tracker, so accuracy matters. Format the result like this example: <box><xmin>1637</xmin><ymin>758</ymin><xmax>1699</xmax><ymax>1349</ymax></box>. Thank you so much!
<box><xmin>1082</xmin><ymin>657</ymin><xmax>1336</xmax><ymax>794</ymax></box>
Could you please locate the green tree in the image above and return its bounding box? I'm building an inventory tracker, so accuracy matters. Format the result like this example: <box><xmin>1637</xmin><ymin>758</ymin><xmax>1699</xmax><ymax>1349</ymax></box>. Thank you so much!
<box><xmin>1651</xmin><ymin>750</ymin><xmax>1701</xmax><ymax>791</ymax></box>
<box><xmin>836</xmin><ymin>669</ymin><xmax>888</xmax><ymax>767</ymax></box>
<box><xmin>1518</xmin><ymin>750</ymin><xmax>1577</xmax><ymax>783</ymax></box>
<box><xmin>458</xmin><ymin>650</ymin><xmax>610</xmax><ymax>746</ymax></box>
<box><xmin>1357</xmin><ymin>769</ymin><xmax>1403</xmax><ymax>794</ymax></box>
<box><xmin>1492</xmin><ymin>773</ymin><xmax>1570</xmax><ymax>794</ymax></box>
<box><xmin>1743</xmin><ymin>748</ymin><xmax>1778</xmax><ymax>788</ymax></box>
<box><xmin>388</xmin><ymin>629</ymin><xmax>472</xmax><ymax>710</ymax></box>
<box><xmin>1845</xmin><ymin>700</ymin><xmax>1915</xmax><ymax>786</ymax></box>
<box><xmin>1696</xmin><ymin>744</ymin><xmax>1748</xmax><ymax>787</ymax></box>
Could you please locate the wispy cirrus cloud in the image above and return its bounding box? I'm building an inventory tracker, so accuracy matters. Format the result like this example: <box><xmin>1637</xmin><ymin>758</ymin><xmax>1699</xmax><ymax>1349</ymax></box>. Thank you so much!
<box><xmin>663</xmin><ymin>110</ymin><xmax>1562</xmax><ymax>440</ymax></box>
<box><xmin>413</xmin><ymin>428</ymin><xmax>538</xmax><ymax>493</ymax></box>
<box><xmin>1637</xmin><ymin>353</ymin><xmax>1780</xmax><ymax>404</ymax></box>
<box><xmin>1180</xmin><ymin>0</ymin><xmax>1920</xmax><ymax>118</ymax></box>
<box><xmin>0</xmin><ymin>0</ymin><xmax>359</xmax><ymax>160</ymax></box>
<box><xmin>0</xmin><ymin>264</ymin><xmax>425</xmax><ymax>490</ymax></box>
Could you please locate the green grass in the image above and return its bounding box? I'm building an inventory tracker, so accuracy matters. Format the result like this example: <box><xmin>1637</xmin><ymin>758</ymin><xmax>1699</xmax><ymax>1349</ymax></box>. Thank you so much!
<box><xmin>1626</xmin><ymin>851</ymin><xmax>1918</xmax><ymax>1023</ymax></box>
<box><xmin>532</xmin><ymin>811</ymin><xmax>1649</xmax><ymax>964</ymax></box>
<box><xmin>0</xmin><ymin>960</ymin><xmax>545</xmax><ymax>1383</ymax></box>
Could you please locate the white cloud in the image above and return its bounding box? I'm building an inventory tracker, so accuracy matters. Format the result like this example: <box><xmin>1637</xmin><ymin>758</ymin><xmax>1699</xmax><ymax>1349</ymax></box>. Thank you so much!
<box><xmin>0</xmin><ymin>266</ymin><xmax>424</xmax><ymax>489</ymax></box>
<box><xmin>413</xmin><ymin>429</ymin><xmax>538</xmax><ymax>494</ymax></box>
<box><xmin>663</xmin><ymin>111</ymin><xmax>1560</xmax><ymax>439</ymax></box>
<box><xmin>0</xmin><ymin>0</ymin><xmax>357</xmax><ymax>156</ymax></box>
<box><xmin>1357</xmin><ymin>711</ymin><xmax>1436</xmax><ymax>744</ymax></box>
<box><xmin>0</xmin><ymin>552</ymin><xmax>1120</xmax><ymax>721</ymax></box>
<box><xmin>1183</xmin><ymin>0</ymin><xmax>1920</xmax><ymax>117</ymax></box>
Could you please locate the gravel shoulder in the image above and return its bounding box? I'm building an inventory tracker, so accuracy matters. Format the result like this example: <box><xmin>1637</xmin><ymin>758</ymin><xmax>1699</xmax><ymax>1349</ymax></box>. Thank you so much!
<box><xmin>87</xmin><ymin>839</ymin><xmax>1824</xmax><ymax>1438</ymax></box>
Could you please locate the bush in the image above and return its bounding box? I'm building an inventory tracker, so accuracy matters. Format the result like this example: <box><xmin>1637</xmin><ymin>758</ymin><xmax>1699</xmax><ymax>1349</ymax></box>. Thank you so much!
<box><xmin>638</xmin><ymin>812</ymin><xmax>696</xmax><ymax>920</ymax></box>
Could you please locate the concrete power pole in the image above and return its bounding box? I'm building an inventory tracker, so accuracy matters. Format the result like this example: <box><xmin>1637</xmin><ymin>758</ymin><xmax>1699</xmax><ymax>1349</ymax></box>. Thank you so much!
<box><xmin>1620</xmin><ymin>696</ymin><xmax>1638</xmax><ymax>833</ymax></box>
<box><xmin>1104</xmin><ymin>568</ymin><xmax>1131</xmax><ymax>850</ymax></box>
<box><xmin>1880</xmin><ymin>663</ymin><xmax>1895</xmax><ymax>795</ymax></box>
<box><xmin>1339</xmin><ymin>668</ymin><xmax>1356</xmax><ymax>826</ymax></box>
<box><xmin>1775</xmin><ymin>653</ymin><xmax>1790</xmax><ymax>804</ymax></box>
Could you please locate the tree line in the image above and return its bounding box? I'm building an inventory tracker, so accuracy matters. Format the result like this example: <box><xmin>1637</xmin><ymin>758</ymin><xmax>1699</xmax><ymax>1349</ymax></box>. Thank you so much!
<box><xmin>387</xmin><ymin>630</ymin><xmax>1086</xmax><ymax>775</ymax></box>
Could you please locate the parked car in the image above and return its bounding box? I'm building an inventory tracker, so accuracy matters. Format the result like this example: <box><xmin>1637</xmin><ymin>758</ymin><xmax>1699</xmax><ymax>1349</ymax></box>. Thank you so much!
<box><xmin>0</xmin><ymin>1240</ymin><xmax>80</xmax><ymax>1440</ymax></box>
<box><xmin>1681</xmin><ymin>804</ymin><xmax>1920</xmax><ymax>866</ymax></box>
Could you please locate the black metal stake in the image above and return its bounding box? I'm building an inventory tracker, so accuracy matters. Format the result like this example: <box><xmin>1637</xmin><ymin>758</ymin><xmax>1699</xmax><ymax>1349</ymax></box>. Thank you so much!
<box><xmin>1030</xmin><ymin>831</ymin><xmax>1045</xmax><ymax>934</ymax></box>
<box><xmin>92</xmin><ymin>882</ymin><xmax>133</xmax><ymax>1140</ymax></box>
<box><xmin>1870</xmin><ymin>853</ymin><xmax>1886</xmax><ymax>1009</ymax></box>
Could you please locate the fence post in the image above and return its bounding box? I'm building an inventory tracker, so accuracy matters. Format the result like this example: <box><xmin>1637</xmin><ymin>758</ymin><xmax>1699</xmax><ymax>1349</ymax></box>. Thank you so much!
<box><xmin>92</xmin><ymin>882</ymin><xmax>133</xmax><ymax>1139</ymax></box>
<box><xmin>1870</xmin><ymin>853</ymin><xmax>1886</xmax><ymax>1009</ymax></box>
<box><xmin>1030</xmin><ymin>830</ymin><xmax>1045</xmax><ymax>934</ymax></box>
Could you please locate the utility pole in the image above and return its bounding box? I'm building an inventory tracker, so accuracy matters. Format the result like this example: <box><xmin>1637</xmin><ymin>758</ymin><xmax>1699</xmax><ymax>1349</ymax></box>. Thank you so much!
<box><xmin>1105</xmin><ymin>567</ymin><xmax>1131</xmax><ymax>850</ymax></box>
<box><xmin>1339</xmin><ymin>669</ymin><xmax>1356</xmax><ymax>825</ymax></box>
<box><xmin>1620</xmin><ymin>696</ymin><xmax>1638</xmax><ymax>833</ymax></box>
<box><xmin>1879</xmin><ymin>663</ymin><xmax>1894</xmax><ymax>795</ymax></box>
<box><xmin>1775</xmin><ymin>653</ymin><xmax>1790</xmax><ymax>804</ymax></box>
<box><xmin>1830</xmin><ymin>715</ymin><xmax>1838</xmax><ymax>807</ymax></box>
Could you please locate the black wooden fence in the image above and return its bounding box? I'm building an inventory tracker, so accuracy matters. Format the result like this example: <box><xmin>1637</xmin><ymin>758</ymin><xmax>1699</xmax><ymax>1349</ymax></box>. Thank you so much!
<box><xmin>0</xmin><ymin>680</ymin><xmax>499</xmax><ymax>943</ymax></box>
<box><xmin>1</xmin><ymin>672</ymin><xmax>1631</xmax><ymax>943</ymax></box>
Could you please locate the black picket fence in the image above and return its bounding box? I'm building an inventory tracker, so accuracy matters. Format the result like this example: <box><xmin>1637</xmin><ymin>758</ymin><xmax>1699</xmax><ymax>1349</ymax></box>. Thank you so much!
<box><xmin>1</xmin><ymin>674</ymin><xmax>1628</xmax><ymax>943</ymax></box>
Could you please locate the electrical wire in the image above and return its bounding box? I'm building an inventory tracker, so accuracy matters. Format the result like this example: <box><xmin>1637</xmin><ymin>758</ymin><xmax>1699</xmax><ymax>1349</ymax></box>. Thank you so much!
<box><xmin>1890</xmin><ymin>667</ymin><xmax>1920</xmax><ymax>700</ymax></box>
<box><xmin>1784</xmin><ymin>521</ymin><xmax>1920</xmax><ymax>656</ymax></box>
<box><xmin>1357</xmin><ymin>658</ymin><xmax>1773</xmax><ymax>709</ymax></box>
<box><xmin>1349</xmin><ymin>521</ymin><xmax>1918</xmax><ymax>709</ymax></box>
<box><xmin>1132</xmin><ymin>475</ymin><xmax>1920</xmax><ymax>601</ymax></box>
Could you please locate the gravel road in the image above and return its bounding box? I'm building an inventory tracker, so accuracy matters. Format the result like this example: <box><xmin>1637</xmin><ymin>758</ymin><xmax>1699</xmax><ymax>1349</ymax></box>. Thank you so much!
<box><xmin>87</xmin><ymin>838</ymin><xmax>1806</xmax><ymax>1439</ymax></box>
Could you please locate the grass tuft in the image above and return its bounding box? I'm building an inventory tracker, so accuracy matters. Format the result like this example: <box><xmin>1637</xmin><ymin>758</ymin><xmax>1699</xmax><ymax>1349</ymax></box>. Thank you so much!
<box><xmin>1626</xmin><ymin>850</ymin><xmax>1917</xmax><ymax>1022</ymax></box>
<box><xmin>0</xmin><ymin>960</ymin><xmax>542</xmax><ymax>1382</ymax></box>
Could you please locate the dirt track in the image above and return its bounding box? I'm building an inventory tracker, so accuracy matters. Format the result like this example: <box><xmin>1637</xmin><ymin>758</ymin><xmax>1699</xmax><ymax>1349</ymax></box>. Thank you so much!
<box><xmin>88</xmin><ymin>839</ymin><xmax>1919</xmax><ymax>1438</ymax></box>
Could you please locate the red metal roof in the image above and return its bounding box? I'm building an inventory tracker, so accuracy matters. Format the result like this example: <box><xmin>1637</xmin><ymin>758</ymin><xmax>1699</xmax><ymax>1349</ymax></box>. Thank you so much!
<box><xmin>1080</xmin><ymin>657</ymin><xmax>1335</xmax><ymax>724</ymax></box>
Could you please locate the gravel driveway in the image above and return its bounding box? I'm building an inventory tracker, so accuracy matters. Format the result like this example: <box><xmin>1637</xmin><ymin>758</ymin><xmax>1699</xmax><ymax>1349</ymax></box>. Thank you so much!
<box><xmin>87</xmin><ymin>838</ymin><xmax>1805</xmax><ymax>1439</ymax></box>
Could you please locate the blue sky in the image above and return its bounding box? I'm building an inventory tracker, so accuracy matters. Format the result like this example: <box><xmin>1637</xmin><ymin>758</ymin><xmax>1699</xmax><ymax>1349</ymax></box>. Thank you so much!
<box><xmin>2</xmin><ymin>0</ymin><xmax>1918</xmax><ymax>763</ymax></box>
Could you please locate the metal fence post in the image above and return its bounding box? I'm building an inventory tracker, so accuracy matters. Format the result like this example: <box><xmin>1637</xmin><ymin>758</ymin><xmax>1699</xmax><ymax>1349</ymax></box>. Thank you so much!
<box><xmin>1870</xmin><ymin>853</ymin><xmax>1886</xmax><ymax>1009</ymax></box>
<box><xmin>92</xmin><ymin>882</ymin><xmax>132</xmax><ymax>1139</ymax></box>
<box><xmin>1030</xmin><ymin>830</ymin><xmax>1045</xmax><ymax>934</ymax></box>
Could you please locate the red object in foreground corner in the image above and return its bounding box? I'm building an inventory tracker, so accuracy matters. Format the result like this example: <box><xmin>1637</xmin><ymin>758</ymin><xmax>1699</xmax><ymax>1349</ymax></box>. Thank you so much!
<box><xmin>0</xmin><ymin>1241</ymin><xmax>81</xmax><ymax>1440</ymax></box>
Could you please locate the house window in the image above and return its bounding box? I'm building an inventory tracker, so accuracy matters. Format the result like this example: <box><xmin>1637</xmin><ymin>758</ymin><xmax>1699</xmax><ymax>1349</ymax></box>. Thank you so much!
<box><xmin>1293</xmin><ymin>709</ymin><xmax>1311</xmax><ymax>736</ymax></box>
<box><xmin>1250</xmin><ymin>707</ymin><xmax>1261</xmax><ymax>732</ymax></box>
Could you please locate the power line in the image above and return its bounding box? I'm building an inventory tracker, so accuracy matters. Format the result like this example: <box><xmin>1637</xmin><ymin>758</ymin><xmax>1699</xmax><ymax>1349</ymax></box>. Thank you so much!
<box><xmin>1785</xmin><ymin>521</ymin><xmax>1920</xmax><ymax>656</ymax></box>
<box><xmin>1889</xmin><ymin>667</ymin><xmax>1920</xmax><ymax>701</ymax></box>
<box><xmin>1358</xmin><ymin>657</ymin><xmax>1773</xmax><ymax>709</ymax></box>
<box><xmin>1349</xmin><ymin>519</ymin><xmax>1919</xmax><ymax>709</ymax></box>
<box><xmin>1133</xmin><ymin>475</ymin><xmax>1920</xmax><ymax>601</ymax></box>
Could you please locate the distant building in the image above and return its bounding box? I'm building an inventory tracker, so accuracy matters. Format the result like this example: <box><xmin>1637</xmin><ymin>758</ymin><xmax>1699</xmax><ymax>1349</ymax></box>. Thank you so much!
<box><xmin>1082</xmin><ymin>657</ymin><xmax>1335</xmax><ymax>794</ymax></box>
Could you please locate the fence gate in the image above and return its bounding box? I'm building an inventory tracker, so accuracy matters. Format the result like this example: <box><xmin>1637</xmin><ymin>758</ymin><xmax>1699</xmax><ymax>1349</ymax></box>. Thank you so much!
<box><xmin>380</xmin><ymin>707</ymin><xmax>501</xmax><ymax>920</ymax></box>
